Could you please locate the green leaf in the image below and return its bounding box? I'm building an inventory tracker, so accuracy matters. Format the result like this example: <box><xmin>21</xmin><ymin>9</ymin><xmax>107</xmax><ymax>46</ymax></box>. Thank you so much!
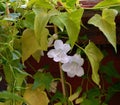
<box><xmin>105</xmin><ymin>82</ymin><xmax>120</xmax><ymax>103</ymax></box>
<box><xmin>0</xmin><ymin>102</ymin><xmax>4</xmax><ymax>105</ymax></box>
<box><xmin>33</xmin><ymin>72</ymin><xmax>53</xmax><ymax>90</ymax></box>
<box><xmin>75</xmin><ymin>97</ymin><xmax>84</xmax><ymax>104</ymax></box>
<box><xmin>49</xmin><ymin>16</ymin><xmax>64</xmax><ymax>32</ymax></box>
<box><xmin>69</xmin><ymin>86</ymin><xmax>82</xmax><ymax>101</ymax></box>
<box><xmin>28</xmin><ymin>0</ymin><xmax>53</xmax><ymax>9</ymax></box>
<box><xmin>56</xmin><ymin>9</ymin><xmax>83</xmax><ymax>47</ymax></box>
<box><xmin>66</xmin><ymin>0</ymin><xmax>77</xmax><ymax>10</ymax></box>
<box><xmin>21</xmin><ymin>29</ymin><xmax>41</xmax><ymax>62</ymax></box>
<box><xmin>81</xmin><ymin>99</ymin><xmax>99</xmax><ymax>105</ymax></box>
<box><xmin>13</xmin><ymin>67</ymin><xmax>29</xmax><ymax>90</ymax></box>
<box><xmin>3</xmin><ymin>64</ymin><xmax>14</xmax><ymax>85</ymax></box>
<box><xmin>88</xmin><ymin>8</ymin><xmax>118</xmax><ymax>52</ymax></box>
<box><xmin>66</xmin><ymin>0</ymin><xmax>77</xmax><ymax>7</ymax></box>
<box><xmin>23</xmin><ymin>86</ymin><xmax>49</xmax><ymax>105</ymax></box>
<box><xmin>87</xmin><ymin>87</ymin><xmax>100</xmax><ymax>99</ymax></box>
<box><xmin>85</xmin><ymin>42</ymin><xmax>104</xmax><ymax>86</ymax></box>
<box><xmin>34</xmin><ymin>9</ymin><xmax>50</xmax><ymax>50</ymax></box>
<box><xmin>94</xmin><ymin>0</ymin><xmax>120</xmax><ymax>8</ymax></box>
<box><xmin>0</xmin><ymin>91</ymin><xmax>24</xmax><ymax>102</ymax></box>
<box><xmin>69</xmin><ymin>9</ymin><xmax>84</xmax><ymax>28</ymax></box>
<box><xmin>51</xmin><ymin>91</ymin><xmax>66</xmax><ymax>103</ymax></box>
<box><xmin>23</xmin><ymin>12</ymin><xmax>35</xmax><ymax>29</ymax></box>
<box><xmin>100</xmin><ymin>61</ymin><xmax>120</xmax><ymax>79</ymax></box>
<box><xmin>32</xmin><ymin>50</ymin><xmax>42</xmax><ymax>63</ymax></box>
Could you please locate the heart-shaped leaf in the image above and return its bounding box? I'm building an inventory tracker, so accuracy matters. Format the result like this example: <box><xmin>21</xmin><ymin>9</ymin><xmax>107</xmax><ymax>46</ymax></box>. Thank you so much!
<box><xmin>21</xmin><ymin>29</ymin><xmax>41</xmax><ymax>62</ymax></box>
<box><xmin>54</xmin><ymin>9</ymin><xmax>83</xmax><ymax>47</ymax></box>
<box><xmin>85</xmin><ymin>42</ymin><xmax>104</xmax><ymax>87</ymax></box>
<box><xmin>88</xmin><ymin>9</ymin><xmax>118</xmax><ymax>52</ymax></box>
<box><xmin>34</xmin><ymin>9</ymin><xmax>49</xmax><ymax>51</ymax></box>
<box><xmin>23</xmin><ymin>85</ymin><xmax>49</xmax><ymax>105</ymax></box>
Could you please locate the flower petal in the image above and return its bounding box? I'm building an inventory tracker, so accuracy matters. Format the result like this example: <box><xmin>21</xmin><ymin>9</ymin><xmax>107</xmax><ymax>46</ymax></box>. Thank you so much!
<box><xmin>54</xmin><ymin>40</ymin><xmax>64</xmax><ymax>50</ymax></box>
<box><xmin>67</xmin><ymin>72</ymin><xmax>75</xmax><ymax>78</ymax></box>
<box><xmin>47</xmin><ymin>49</ymin><xmax>56</xmax><ymax>58</ymax></box>
<box><xmin>60</xmin><ymin>55</ymin><xmax>71</xmax><ymax>63</ymax></box>
<box><xmin>71</xmin><ymin>54</ymin><xmax>84</xmax><ymax>65</ymax></box>
<box><xmin>76</xmin><ymin>67</ymin><xmax>84</xmax><ymax>77</ymax></box>
<box><xmin>63</xmin><ymin>44</ymin><xmax>71</xmax><ymax>53</ymax></box>
<box><xmin>62</xmin><ymin>63</ymin><xmax>71</xmax><ymax>72</ymax></box>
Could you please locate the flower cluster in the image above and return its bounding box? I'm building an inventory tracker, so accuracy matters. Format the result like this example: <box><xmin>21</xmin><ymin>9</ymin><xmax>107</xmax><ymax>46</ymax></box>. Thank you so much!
<box><xmin>47</xmin><ymin>40</ymin><xmax>84</xmax><ymax>78</ymax></box>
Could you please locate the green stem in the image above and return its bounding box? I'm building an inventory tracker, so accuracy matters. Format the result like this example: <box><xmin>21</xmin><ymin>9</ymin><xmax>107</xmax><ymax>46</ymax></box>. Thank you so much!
<box><xmin>59</xmin><ymin>63</ymin><xmax>67</xmax><ymax>104</ymax></box>
<box><xmin>75</xmin><ymin>43</ymin><xmax>85</xmax><ymax>52</ymax></box>
<box><xmin>54</xmin><ymin>25</ymin><xmax>67</xmax><ymax>104</ymax></box>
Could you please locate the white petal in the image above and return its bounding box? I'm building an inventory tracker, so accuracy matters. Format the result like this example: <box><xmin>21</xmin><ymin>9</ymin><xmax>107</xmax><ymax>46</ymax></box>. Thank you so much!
<box><xmin>60</xmin><ymin>55</ymin><xmax>71</xmax><ymax>63</ymax></box>
<box><xmin>54</xmin><ymin>40</ymin><xmax>64</xmax><ymax>50</ymax></box>
<box><xmin>72</xmin><ymin>54</ymin><xmax>84</xmax><ymax>65</ymax></box>
<box><xmin>63</xmin><ymin>44</ymin><xmax>71</xmax><ymax>53</ymax></box>
<box><xmin>76</xmin><ymin>67</ymin><xmax>84</xmax><ymax>77</ymax></box>
<box><xmin>62</xmin><ymin>63</ymin><xmax>71</xmax><ymax>72</ymax></box>
<box><xmin>53</xmin><ymin>57</ymin><xmax>61</xmax><ymax>62</ymax></box>
<box><xmin>47</xmin><ymin>49</ymin><xmax>56</xmax><ymax>58</ymax></box>
<box><xmin>67</xmin><ymin>72</ymin><xmax>75</xmax><ymax>78</ymax></box>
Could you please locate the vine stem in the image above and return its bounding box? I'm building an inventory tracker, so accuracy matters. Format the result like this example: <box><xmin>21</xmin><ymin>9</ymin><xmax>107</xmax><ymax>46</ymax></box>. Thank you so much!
<box><xmin>53</xmin><ymin>25</ymin><xmax>67</xmax><ymax>104</ymax></box>
<box><xmin>59</xmin><ymin>63</ymin><xmax>67</xmax><ymax>104</ymax></box>
<box><xmin>6</xmin><ymin>2</ymin><xmax>10</xmax><ymax>17</ymax></box>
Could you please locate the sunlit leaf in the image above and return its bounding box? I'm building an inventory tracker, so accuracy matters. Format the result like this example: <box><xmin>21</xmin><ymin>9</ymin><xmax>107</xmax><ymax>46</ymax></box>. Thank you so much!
<box><xmin>32</xmin><ymin>50</ymin><xmax>42</xmax><ymax>63</ymax></box>
<box><xmin>34</xmin><ymin>8</ymin><xmax>60</xmax><ymax>50</ymax></box>
<box><xmin>69</xmin><ymin>86</ymin><xmax>82</xmax><ymax>101</ymax></box>
<box><xmin>54</xmin><ymin>102</ymin><xmax>62</xmax><ymax>105</ymax></box>
<box><xmin>49</xmin><ymin>16</ymin><xmax>64</xmax><ymax>32</ymax></box>
<box><xmin>0</xmin><ymin>102</ymin><xmax>4</xmax><ymax>105</ymax></box>
<box><xmin>69</xmin><ymin>9</ymin><xmax>84</xmax><ymax>28</ymax></box>
<box><xmin>66</xmin><ymin>0</ymin><xmax>77</xmax><ymax>8</ymax></box>
<box><xmin>85</xmin><ymin>42</ymin><xmax>104</xmax><ymax>86</ymax></box>
<box><xmin>60</xmin><ymin>0</ymin><xmax>77</xmax><ymax>12</ymax></box>
<box><xmin>28</xmin><ymin>0</ymin><xmax>53</xmax><ymax>9</ymax></box>
<box><xmin>94</xmin><ymin>0</ymin><xmax>120</xmax><ymax>8</ymax></box>
<box><xmin>23</xmin><ymin>85</ymin><xmax>49</xmax><ymax>105</ymax></box>
<box><xmin>55</xmin><ymin>9</ymin><xmax>83</xmax><ymax>47</ymax></box>
<box><xmin>75</xmin><ymin>97</ymin><xmax>84</xmax><ymax>104</ymax></box>
<box><xmin>34</xmin><ymin>8</ymin><xmax>50</xmax><ymax>50</ymax></box>
<box><xmin>21</xmin><ymin>28</ymin><xmax>41</xmax><ymax>62</ymax></box>
<box><xmin>88</xmin><ymin>8</ymin><xmax>118</xmax><ymax>52</ymax></box>
<box><xmin>23</xmin><ymin>12</ymin><xmax>35</xmax><ymax>29</ymax></box>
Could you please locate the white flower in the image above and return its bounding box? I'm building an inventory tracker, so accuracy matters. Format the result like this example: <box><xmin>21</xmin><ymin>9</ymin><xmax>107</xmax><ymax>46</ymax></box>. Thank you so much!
<box><xmin>62</xmin><ymin>54</ymin><xmax>84</xmax><ymax>78</ymax></box>
<box><xmin>47</xmin><ymin>40</ymin><xmax>71</xmax><ymax>63</ymax></box>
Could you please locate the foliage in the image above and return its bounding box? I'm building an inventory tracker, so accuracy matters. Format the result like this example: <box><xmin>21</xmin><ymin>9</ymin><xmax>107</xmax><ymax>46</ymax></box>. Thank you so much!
<box><xmin>0</xmin><ymin>0</ymin><xmax>120</xmax><ymax>105</ymax></box>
